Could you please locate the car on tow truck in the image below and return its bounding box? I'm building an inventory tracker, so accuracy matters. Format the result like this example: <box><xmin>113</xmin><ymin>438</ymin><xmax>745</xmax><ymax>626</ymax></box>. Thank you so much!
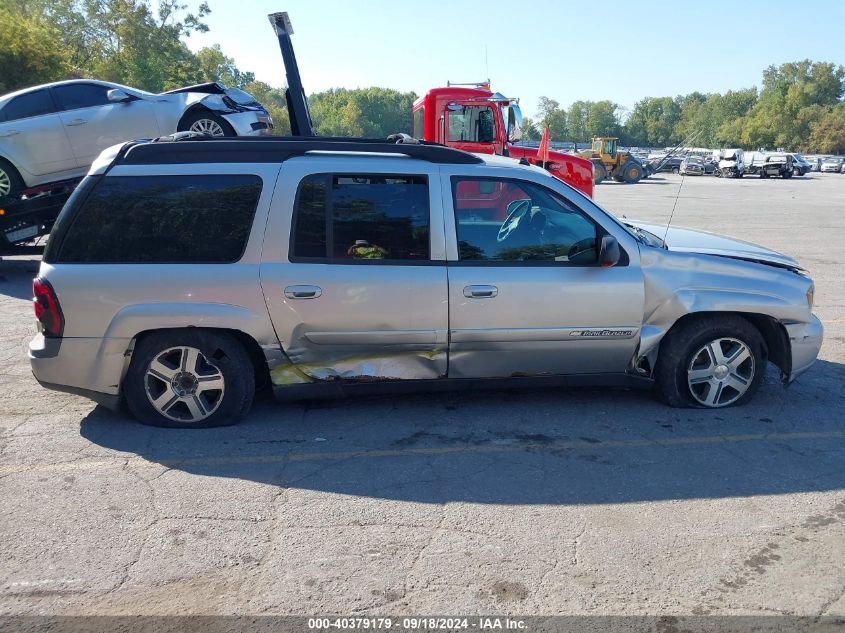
<box><xmin>0</xmin><ymin>79</ymin><xmax>273</xmax><ymax>199</ymax></box>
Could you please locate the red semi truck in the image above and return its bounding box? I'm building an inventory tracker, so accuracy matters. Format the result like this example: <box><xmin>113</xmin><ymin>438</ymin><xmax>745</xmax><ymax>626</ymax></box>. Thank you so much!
<box><xmin>412</xmin><ymin>84</ymin><xmax>594</xmax><ymax>198</ymax></box>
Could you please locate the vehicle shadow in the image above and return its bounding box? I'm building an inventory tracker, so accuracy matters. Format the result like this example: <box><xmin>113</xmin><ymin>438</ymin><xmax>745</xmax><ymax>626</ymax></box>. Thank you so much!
<box><xmin>80</xmin><ymin>359</ymin><xmax>845</xmax><ymax>505</ymax></box>
<box><xmin>0</xmin><ymin>261</ymin><xmax>39</xmax><ymax>300</ymax></box>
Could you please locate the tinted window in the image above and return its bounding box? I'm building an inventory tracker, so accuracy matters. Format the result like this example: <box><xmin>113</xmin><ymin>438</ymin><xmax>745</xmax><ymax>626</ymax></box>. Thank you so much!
<box><xmin>447</xmin><ymin>106</ymin><xmax>495</xmax><ymax>143</ymax></box>
<box><xmin>53</xmin><ymin>83</ymin><xmax>111</xmax><ymax>111</ymax></box>
<box><xmin>2</xmin><ymin>89</ymin><xmax>55</xmax><ymax>121</ymax></box>
<box><xmin>291</xmin><ymin>174</ymin><xmax>430</xmax><ymax>262</ymax></box>
<box><xmin>292</xmin><ymin>175</ymin><xmax>327</xmax><ymax>258</ymax></box>
<box><xmin>55</xmin><ymin>175</ymin><xmax>261</xmax><ymax>263</ymax></box>
<box><xmin>452</xmin><ymin>177</ymin><xmax>598</xmax><ymax>264</ymax></box>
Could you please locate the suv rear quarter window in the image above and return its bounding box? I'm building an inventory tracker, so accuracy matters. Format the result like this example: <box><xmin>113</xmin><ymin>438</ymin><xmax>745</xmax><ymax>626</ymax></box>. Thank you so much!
<box><xmin>50</xmin><ymin>174</ymin><xmax>262</xmax><ymax>263</ymax></box>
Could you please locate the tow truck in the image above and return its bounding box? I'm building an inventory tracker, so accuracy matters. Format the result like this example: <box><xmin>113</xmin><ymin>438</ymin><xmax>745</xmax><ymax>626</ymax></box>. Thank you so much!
<box><xmin>412</xmin><ymin>83</ymin><xmax>594</xmax><ymax>197</ymax></box>
<box><xmin>0</xmin><ymin>178</ymin><xmax>80</xmax><ymax>254</ymax></box>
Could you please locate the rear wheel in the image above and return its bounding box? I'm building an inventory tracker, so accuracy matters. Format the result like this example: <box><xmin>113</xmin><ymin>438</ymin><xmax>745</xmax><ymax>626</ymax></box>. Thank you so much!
<box><xmin>178</xmin><ymin>111</ymin><xmax>236</xmax><ymax>137</ymax></box>
<box><xmin>593</xmin><ymin>162</ymin><xmax>607</xmax><ymax>184</ymax></box>
<box><xmin>0</xmin><ymin>158</ymin><xmax>24</xmax><ymax>199</ymax></box>
<box><xmin>671</xmin><ymin>166</ymin><xmax>679</xmax><ymax>174</ymax></box>
<box><xmin>654</xmin><ymin>315</ymin><xmax>766</xmax><ymax>408</ymax></box>
<box><xmin>125</xmin><ymin>329</ymin><xmax>254</xmax><ymax>428</ymax></box>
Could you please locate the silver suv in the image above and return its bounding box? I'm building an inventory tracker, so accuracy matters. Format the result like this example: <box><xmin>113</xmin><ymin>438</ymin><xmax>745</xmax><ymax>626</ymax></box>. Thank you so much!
<box><xmin>29</xmin><ymin>137</ymin><xmax>823</xmax><ymax>427</ymax></box>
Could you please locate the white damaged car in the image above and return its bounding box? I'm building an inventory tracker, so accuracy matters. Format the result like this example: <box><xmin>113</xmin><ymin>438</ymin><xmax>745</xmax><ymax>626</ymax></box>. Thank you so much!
<box><xmin>0</xmin><ymin>79</ymin><xmax>273</xmax><ymax>197</ymax></box>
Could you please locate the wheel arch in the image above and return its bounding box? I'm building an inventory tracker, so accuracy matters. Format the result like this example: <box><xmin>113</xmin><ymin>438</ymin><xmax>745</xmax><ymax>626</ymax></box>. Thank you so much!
<box><xmin>177</xmin><ymin>103</ymin><xmax>227</xmax><ymax>131</ymax></box>
<box><xmin>650</xmin><ymin>311</ymin><xmax>791</xmax><ymax>378</ymax></box>
<box><xmin>103</xmin><ymin>302</ymin><xmax>279</xmax><ymax>395</ymax></box>
<box><xmin>122</xmin><ymin>326</ymin><xmax>271</xmax><ymax>394</ymax></box>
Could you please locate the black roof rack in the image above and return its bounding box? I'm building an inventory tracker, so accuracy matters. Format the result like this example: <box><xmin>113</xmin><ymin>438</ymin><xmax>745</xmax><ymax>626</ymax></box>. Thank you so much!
<box><xmin>118</xmin><ymin>136</ymin><xmax>484</xmax><ymax>166</ymax></box>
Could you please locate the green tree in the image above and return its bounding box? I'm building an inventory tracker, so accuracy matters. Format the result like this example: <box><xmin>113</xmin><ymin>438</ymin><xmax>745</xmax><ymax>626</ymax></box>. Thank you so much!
<box><xmin>737</xmin><ymin>60</ymin><xmax>844</xmax><ymax>149</ymax></box>
<box><xmin>195</xmin><ymin>45</ymin><xmax>255</xmax><ymax>88</ymax></box>
<box><xmin>519</xmin><ymin>116</ymin><xmax>540</xmax><ymax>141</ymax></box>
<box><xmin>808</xmin><ymin>104</ymin><xmax>845</xmax><ymax>153</ymax></box>
<box><xmin>0</xmin><ymin>10</ymin><xmax>71</xmax><ymax>92</ymax></box>
<box><xmin>536</xmin><ymin>96</ymin><xmax>567</xmax><ymax>140</ymax></box>
<box><xmin>623</xmin><ymin>96</ymin><xmax>680</xmax><ymax>147</ymax></box>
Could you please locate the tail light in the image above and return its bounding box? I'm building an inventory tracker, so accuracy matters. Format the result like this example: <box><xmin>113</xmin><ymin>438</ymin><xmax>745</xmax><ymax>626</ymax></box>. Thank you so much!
<box><xmin>32</xmin><ymin>278</ymin><xmax>64</xmax><ymax>337</ymax></box>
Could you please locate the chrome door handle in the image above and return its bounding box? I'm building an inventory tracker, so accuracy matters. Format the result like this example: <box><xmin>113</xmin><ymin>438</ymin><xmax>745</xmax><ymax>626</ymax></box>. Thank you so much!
<box><xmin>65</xmin><ymin>119</ymin><xmax>87</xmax><ymax>126</ymax></box>
<box><xmin>0</xmin><ymin>130</ymin><xmax>20</xmax><ymax>137</ymax></box>
<box><xmin>463</xmin><ymin>285</ymin><xmax>498</xmax><ymax>298</ymax></box>
<box><xmin>284</xmin><ymin>285</ymin><xmax>322</xmax><ymax>299</ymax></box>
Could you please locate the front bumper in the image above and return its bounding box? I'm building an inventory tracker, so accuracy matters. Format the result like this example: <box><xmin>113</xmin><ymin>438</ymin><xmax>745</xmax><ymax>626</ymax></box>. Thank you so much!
<box><xmin>786</xmin><ymin>314</ymin><xmax>824</xmax><ymax>381</ymax></box>
<box><xmin>220</xmin><ymin>110</ymin><xmax>275</xmax><ymax>136</ymax></box>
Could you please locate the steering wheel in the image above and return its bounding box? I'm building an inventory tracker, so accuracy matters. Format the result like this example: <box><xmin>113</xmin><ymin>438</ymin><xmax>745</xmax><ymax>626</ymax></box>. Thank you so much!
<box><xmin>497</xmin><ymin>199</ymin><xmax>532</xmax><ymax>243</ymax></box>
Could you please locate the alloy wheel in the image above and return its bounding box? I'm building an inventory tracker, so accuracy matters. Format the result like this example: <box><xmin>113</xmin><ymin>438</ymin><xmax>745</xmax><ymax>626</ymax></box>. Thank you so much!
<box><xmin>0</xmin><ymin>169</ymin><xmax>11</xmax><ymax>197</ymax></box>
<box><xmin>144</xmin><ymin>346</ymin><xmax>225</xmax><ymax>423</ymax></box>
<box><xmin>686</xmin><ymin>337</ymin><xmax>755</xmax><ymax>407</ymax></box>
<box><xmin>189</xmin><ymin>118</ymin><xmax>226</xmax><ymax>136</ymax></box>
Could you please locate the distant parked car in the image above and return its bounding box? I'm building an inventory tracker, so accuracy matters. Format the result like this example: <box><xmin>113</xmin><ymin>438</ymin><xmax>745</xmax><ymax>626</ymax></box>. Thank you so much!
<box><xmin>0</xmin><ymin>79</ymin><xmax>273</xmax><ymax>198</ymax></box>
<box><xmin>788</xmin><ymin>154</ymin><xmax>813</xmax><ymax>176</ymax></box>
<box><xmin>821</xmin><ymin>157</ymin><xmax>843</xmax><ymax>173</ymax></box>
<box><xmin>650</xmin><ymin>156</ymin><xmax>683</xmax><ymax>174</ymax></box>
<box><xmin>702</xmin><ymin>157</ymin><xmax>718</xmax><ymax>174</ymax></box>
<box><xmin>759</xmin><ymin>154</ymin><xmax>794</xmax><ymax>179</ymax></box>
<box><xmin>680</xmin><ymin>156</ymin><xmax>705</xmax><ymax>175</ymax></box>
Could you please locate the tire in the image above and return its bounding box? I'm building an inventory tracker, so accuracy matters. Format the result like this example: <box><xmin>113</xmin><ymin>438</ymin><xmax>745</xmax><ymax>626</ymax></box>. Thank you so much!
<box><xmin>0</xmin><ymin>158</ymin><xmax>24</xmax><ymax>199</ymax></box>
<box><xmin>654</xmin><ymin>315</ymin><xmax>766</xmax><ymax>409</ymax></box>
<box><xmin>593</xmin><ymin>162</ymin><xmax>607</xmax><ymax>184</ymax></box>
<box><xmin>124</xmin><ymin>329</ymin><xmax>254</xmax><ymax>428</ymax></box>
<box><xmin>671</xmin><ymin>167</ymin><xmax>679</xmax><ymax>174</ymax></box>
<box><xmin>622</xmin><ymin>161</ymin><xmax>643</xmax><ymax>183</ymax></box>
<box><xmin>177</xmin><ymin>111</ymin><xmax>237</xmax><ymax>137</ymax></box>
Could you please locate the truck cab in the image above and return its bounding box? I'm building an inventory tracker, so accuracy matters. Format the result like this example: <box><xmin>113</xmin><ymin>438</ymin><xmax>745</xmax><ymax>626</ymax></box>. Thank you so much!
<box><xmin>413</xmin><ymin>85</ymin><xmax>594</xmax><ymax>198</ymax></box>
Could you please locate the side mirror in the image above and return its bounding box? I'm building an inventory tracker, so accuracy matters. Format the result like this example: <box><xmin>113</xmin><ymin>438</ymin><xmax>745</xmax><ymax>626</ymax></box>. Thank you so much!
<box><xmin>506</xmin><ymin>104</ymin><xmax>523</xmax><ymax>143</ymax></box>
<box><xmin>107</xmin><ymin>88</ymin><xmax>132</xmax><ymax>103</ymax></box>
<box><xmin>599</xmin><ymin>235</ymin><xmax>620</xmax><ymax>267</ymax></box>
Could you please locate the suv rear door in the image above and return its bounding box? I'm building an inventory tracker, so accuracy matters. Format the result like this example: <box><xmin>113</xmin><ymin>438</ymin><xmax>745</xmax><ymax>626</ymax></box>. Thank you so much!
<box><xmin>441</xmin><ymin>167</ymin><xmax>645</xmax><ymax>379</ymax></box>
<box><xmin>260</xmin><ymin>157</ymin><xmax>449</xmax><ymax>384</ymax></box>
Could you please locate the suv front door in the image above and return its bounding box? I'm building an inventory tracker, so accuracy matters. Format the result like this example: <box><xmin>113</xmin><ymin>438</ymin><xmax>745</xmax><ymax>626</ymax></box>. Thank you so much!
<box><xmin>260</xmin><ymin>158</ymin><xmax>449</xmax><ymax>384</ymax></box>
<box><xmin>442</xmin><ymin>171</ymin><xmax>645</xmax><ymax>378</ymax></box>
<box><xmin>52</xmin><ymin>83</ymin><xmax>160</xmax><ymax>167</ymax></box>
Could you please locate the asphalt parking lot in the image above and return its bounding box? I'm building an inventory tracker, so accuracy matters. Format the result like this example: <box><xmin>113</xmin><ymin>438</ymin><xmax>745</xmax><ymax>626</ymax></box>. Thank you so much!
<box><xmin>1</xmin><ymin>172</ymin><xmax>844</xmax><ymax>618</ymax></box>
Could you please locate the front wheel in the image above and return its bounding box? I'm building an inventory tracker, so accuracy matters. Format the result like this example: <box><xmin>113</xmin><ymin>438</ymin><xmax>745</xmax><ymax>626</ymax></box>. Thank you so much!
<box><xmin>671</xmin><ymin>167</ymin><xmax>679</xmax><ymax>174</ymax></box>
<box><xmin>621</xmin><ymin>161</ymin><xmax>643</xmax><ymax>183</ymax></box>
<box><xmin>654</xmin><ymin>315</ymin><xmax>765</xmax><ymax>408</ymax></box>
<box><xmin>178</xmin><ymin>111</ymin><xmax>236</xmax><ymax>137</ymax></box>
<box><xmin>124</xmin><ymin>329</ymin><xmax>254</xmax><ymax>427</ymax></box>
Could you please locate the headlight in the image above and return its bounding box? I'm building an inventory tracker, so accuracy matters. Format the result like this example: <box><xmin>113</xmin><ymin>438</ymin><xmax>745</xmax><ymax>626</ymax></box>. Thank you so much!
<box><xmin>806</xmin><ymin>284</ymin><xmax>814</xmax><ymax>309</ymax></box>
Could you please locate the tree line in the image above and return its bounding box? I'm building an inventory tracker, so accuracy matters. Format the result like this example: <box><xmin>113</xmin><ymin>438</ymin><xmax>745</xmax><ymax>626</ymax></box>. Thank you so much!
<box><xmin>2</xmin><ymin>1</ymin><xmax>843</xmax><ymax>153</ymax></box>
<box><xmin>523</xmin><ymin>61</ymin><xmax>845</xmax><ymax>153</ymax></box>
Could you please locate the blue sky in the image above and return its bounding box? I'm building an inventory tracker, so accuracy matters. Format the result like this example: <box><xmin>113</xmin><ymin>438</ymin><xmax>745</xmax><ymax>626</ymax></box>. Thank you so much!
<box><xmin>186</xmin><ymin>0</ymin><xmax>845</xmax><ymax>119</ymax></box>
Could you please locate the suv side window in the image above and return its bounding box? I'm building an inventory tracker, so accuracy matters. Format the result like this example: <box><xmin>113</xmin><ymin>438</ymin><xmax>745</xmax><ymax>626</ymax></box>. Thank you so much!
<box><xmin>1</xmin><ymin>89</ymin><xmax>55</xmax><ymax>122</ymax></box>
<box><xmin>52</xmin><ymin>174</ymin><xmax>262</xmax><ymax>263</ymax></box>
<box><xmin>451</xmin><ymin>177</ymin><xmax>600</xmax><ymax>264</ymax></box>
<box><xmin>291</xmin><ymin>174</ymin><xmax>430</xmax><ymax>262</ymax></box>
<box><xmin>53</xmin><ymin>83</ymin><xmax>112</xmax><ymax>111</ymax></box>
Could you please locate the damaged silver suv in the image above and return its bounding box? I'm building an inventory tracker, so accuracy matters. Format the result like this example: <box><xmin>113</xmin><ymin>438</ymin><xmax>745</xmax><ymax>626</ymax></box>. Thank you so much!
<box><xmin>29</xmin><ymin>137</ymin><xmax>823</xmax><ymax>427</ymax></box>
